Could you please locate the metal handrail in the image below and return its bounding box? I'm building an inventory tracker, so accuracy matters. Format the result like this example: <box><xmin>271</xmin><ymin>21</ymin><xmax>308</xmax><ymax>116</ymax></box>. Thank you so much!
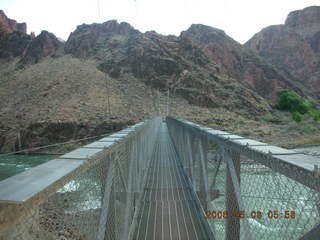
<box><xmin>166</xmin><ymin>116</ymin><xmax>320</xmax><ymax>191</ymax></box>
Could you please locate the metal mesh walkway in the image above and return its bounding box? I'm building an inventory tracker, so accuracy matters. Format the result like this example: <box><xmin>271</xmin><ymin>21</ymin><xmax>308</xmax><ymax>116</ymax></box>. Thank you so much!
<box><xmin>132</xmin><ymin>122</ymin><xmax>210</xmax><ymax>240</ymax></box>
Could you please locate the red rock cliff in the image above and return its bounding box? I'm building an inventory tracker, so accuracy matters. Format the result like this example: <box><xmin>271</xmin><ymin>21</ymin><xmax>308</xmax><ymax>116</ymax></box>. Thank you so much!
<box><xmin>0</xmin><ymin>10</ymin><xmax>26</xmax><ymax>34</ymax></box>
<box><xmin>245</xmin><ymin>6</ymin><xmax>320</xmax><ymax>99</ymax></box>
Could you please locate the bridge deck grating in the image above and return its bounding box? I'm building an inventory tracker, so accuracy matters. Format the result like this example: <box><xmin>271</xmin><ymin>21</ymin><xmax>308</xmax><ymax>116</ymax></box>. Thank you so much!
<box><xmin>132</xmin><ymin>123</ymin><xmax>209</xmax><ymax>240</ymax></box>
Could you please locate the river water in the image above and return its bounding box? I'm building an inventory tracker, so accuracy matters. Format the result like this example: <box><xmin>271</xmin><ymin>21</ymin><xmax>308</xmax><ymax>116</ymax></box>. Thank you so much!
<box><xmin>0</xmin><ymin>154</ymin><xmax>54</xmax><ymax>181</ymax></box>
<box><xmin>207</xmin><ymin>145</ymin><xmax>320</xmax><ymax>239</ymax></box>
<box><xmin>210</xmin><ymin>164</ymin><xmax>319</xmax><ymax>239</ymax></box>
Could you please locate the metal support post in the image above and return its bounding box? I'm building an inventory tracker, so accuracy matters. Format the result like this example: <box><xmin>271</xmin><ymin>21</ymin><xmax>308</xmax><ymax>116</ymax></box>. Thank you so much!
<box><xmin>183</xmin><ymin>131</ymin><xmax>192</xmax><ymax>181</ymax></box>
<box><xmin>199</xmin><ymin>138</ymin><xmax>209</xmax><ymax>209</ymax></box>
<box><xmin>225</xmin><ymin>149</ymin><xmax>240</xmax><ymax>240</ymax></box>
<box><xmin>167</xmin><ymin>89</ymin><xmax>170</xmax><ymax>116</ymax></box>
<box><xmin>191</xmin><ymin>135</ymin><xmax>197</xmax><ymax>189</ymax></box>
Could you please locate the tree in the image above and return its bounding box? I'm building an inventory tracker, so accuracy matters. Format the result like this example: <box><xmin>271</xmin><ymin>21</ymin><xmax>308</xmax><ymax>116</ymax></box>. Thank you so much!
<box><xmin>275</xmin><ymin>89</ymin><xmax>319</xmax><ymax>122</ymax></box>
<box><xmin>275</xmin><ymin>89</ymin><xmax>310</xmax><ymax>114</ymax></box>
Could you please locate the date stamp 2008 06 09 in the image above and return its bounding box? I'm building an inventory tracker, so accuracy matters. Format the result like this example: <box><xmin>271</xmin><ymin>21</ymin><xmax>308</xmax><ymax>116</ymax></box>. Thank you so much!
<box><xmin>204</xmin><ymin>210</ymin><xmax>296</xmax><ymax>219</ymax></box>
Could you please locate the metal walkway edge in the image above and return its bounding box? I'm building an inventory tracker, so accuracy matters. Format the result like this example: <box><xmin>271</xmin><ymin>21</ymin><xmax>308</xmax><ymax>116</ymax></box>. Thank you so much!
<box><xmin>132</xmin><ymin>122</ymin><xmax>211</xmax><ymax>240</ymax></box>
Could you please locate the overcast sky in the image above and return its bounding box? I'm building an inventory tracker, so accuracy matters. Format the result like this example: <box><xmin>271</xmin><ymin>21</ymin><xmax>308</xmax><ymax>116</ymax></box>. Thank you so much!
<box><xmin>1</xmin><ymin>0</ymin><xmax>319</xmax><ymax>43</ymax></box>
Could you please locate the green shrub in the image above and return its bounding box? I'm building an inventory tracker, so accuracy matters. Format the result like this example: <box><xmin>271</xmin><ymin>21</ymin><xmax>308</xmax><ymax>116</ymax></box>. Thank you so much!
<box><xmin>275</xmin><ymin>89</ymin><xmax>319</xmax><ymax>122</ymax></box>
<box><xmin>311</xmin><ymin>110</ymin><xmax>320</xmax><ymax>122</ymax></box>
<box><xmin>292</xmin><ymin>111</ymin><xmax>302</xmax><ymax>122</ymax></box>
<box><xmin>276</xmin><ymin>89</ymin><xmax>310</xmax><ymax>114</ymax></box>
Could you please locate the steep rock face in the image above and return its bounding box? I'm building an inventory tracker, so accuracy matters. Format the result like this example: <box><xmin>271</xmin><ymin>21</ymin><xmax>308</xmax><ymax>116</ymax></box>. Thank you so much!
<box><xmin>180</xmin><ymin>24</ymin><xmax>306</xmax><ymax>101</ymax></box>
<box><xmin>0</xmin><ymin>31</ymin><xmax>31</xmax><ymax>58</ymax></box>
<box><xmin>245</xmin><ymin>6</ymin><xmax>320</xmax><ymax>98</ymax></box>
<box><xmin>65</xmin><ymin>20</ymin><xmax>139</xmax><ymax>58</ymax></box>
<box><xmin>19</xmin><ymin>31</ymin><xmax>63</xmax><ymax>65</ymax></box>
<box><xmin>0</xmin><ymin>11</ymin><xmax>31</xmax><ymax>59</ymax></box>
<box><xmin>285</xmin><ymin>6</ymin><xmax>320</xmax><ymax>40</ymax></box>
<box><xmin>246</xmin><ymin>25</ymin><xmax>319</xmax><ymax>82</ymax></box>
<box><xmin>0</xmin><ymin>11</ymin><xmax>62</xmax><ymax>64</ymax></box>
<box><xmin>65</xmin><ymin>20</ymin><xmax>271</xmax><ymax>113</ymax></box>
<box><xmin>0</xmin><ymin>10</ymin><xmax>26</xmax><ymax>34</ymax></box>
<box><xmin>180</xmin><ymin>24</ymin><xmax>243</xmax><ymax>77</ymax></box>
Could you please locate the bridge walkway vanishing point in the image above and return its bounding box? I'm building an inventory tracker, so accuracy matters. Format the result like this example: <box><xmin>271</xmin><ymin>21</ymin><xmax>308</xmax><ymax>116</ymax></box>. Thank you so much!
<box><xmin>132</xmin><ymin>122</ymin><xmax>210</xmax><ymax>239</ymax></box>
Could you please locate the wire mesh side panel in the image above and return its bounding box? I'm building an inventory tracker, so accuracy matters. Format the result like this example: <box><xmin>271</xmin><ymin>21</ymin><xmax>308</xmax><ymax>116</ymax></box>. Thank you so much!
<box><xmin>0</xmin><ymin>201</ymin><xmax>43</xmax><ymax>240</ymax></box>
<box><xmin>0</xmin><ymin>117</ymin><xmax>161</xmax><ymax>240</ymax></box>
<box><xmin>239</xmin><ymin>157</ymin><xmax>320</xmax><ymax>240</ymax></box>
<box><xmin>207</xmin><ymin>144</ymin><xmax>227</xmax><ymax>240</ymax></box>
<box><xmin>105</xmin><ymin>117</ymin><xmax>161</xmax><ymax>240</ymax></box>
<box><xmin>110</xmin><ymin>142</ymin><xmax>129</xmax><ymax>240</ymax></box>
<box><xmin>166</xmin><ymin>117</ymin><xmax>320</xmax><ymax>240</ymax></box>
<box><xmin>39</xmin><ymin>157</ymin><xmax>107</xmax><ymax>240</ymax></box>
<box><xmin>0</xmin><ymin>155</ymin><xmax>109</xmax><ymax>240</ymax></box>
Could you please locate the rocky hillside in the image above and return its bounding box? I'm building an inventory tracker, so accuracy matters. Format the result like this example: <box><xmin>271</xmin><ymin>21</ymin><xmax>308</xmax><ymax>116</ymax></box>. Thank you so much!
<box><xmin>246</xmin><ymin>6</ymin><xmax>320</xmax><ymax>99</ymax></box>
<box><xmin>179</xmin><ymin>24</ymin><xmax>310</xmax><ymax>102</ymax></box>
<box><xmin>0</xmin><ymin>9</ymin><xmax>318</xmax><ymax>152</ymax></box>
<box><xmin>64</xmin><ymin>20</ymin><xmax>310</xmax><ymax>108</ymax></box>
<box><xmin>64</xmin><ymin>21</ymin><xmax>270</xmax><ymax>111</ymax></box>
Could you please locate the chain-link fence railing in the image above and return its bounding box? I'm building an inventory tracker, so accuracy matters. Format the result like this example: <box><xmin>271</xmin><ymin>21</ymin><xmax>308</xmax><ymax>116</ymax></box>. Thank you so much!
<box><xmin>0</xmin><ymin>117</ymin><xmax>161</xmax><ymax>240</ymax></box>
<box><xmin>166</xmin><ymin>116</ymin><xmax>320</xmax><ymax>240</ymax></box>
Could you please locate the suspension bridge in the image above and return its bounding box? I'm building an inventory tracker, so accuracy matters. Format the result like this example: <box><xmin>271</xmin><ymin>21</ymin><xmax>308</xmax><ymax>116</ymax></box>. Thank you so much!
<box><xmin>0</xmin><ymin>117</ymin><xmax>319</xmax><ymax>240</ymax></box>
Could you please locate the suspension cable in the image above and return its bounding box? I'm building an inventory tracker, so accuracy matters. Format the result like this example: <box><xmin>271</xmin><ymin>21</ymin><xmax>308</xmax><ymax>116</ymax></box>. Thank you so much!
<box><xmin>97</xmin><ymin>0</ymin><xmax>101</xmax><ymax>21</ymax></box>
<box><xmin>0</xmin><ymin>133</ymin><xmax>112</xmax><ymax>156</ymax></box>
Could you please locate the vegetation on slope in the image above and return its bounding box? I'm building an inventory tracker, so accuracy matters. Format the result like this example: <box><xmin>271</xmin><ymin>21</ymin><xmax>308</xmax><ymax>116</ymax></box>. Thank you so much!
<box><xmin>275</xmin><ymin>89</ymin><xmax>320</xmax><ymax>122</ymax></box>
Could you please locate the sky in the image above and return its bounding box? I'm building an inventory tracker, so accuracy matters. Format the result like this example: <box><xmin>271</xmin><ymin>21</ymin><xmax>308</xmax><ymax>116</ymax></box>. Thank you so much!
<box><xmin>1</xmin><ymin>0</ymin><xmax>320</xmax><ymax>43</ymax></box>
